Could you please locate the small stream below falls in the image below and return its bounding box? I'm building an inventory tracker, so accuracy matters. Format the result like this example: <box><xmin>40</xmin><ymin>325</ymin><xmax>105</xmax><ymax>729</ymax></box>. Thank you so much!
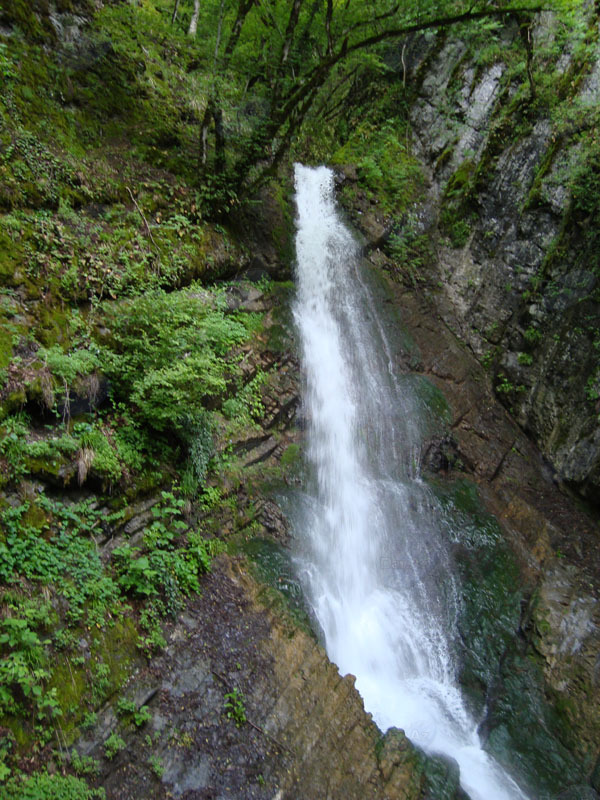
<box><xmin>288</xmin><ymin>164</ymin><xmax>530</xmax><ymax>800</ymax></box>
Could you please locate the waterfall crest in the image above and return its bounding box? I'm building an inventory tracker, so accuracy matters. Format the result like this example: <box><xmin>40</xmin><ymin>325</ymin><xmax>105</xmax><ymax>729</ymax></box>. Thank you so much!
<box><xmin>291</xmin><ymin>164</ymin><xmax>529</xmax><ymax>800</ymax></box>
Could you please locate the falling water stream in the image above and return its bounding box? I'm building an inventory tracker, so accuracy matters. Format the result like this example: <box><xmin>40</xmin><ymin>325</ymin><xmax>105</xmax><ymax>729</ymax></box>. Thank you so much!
<box><xmin>290</xmin><ymin>164</ymin><xmax>529</xmax><ymax>800</ymax></box>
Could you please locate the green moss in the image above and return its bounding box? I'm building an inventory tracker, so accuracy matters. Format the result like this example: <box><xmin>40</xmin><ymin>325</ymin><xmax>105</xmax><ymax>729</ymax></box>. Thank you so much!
<box><xmin>0</xmin><ymin>229</ymin><xmax>22</xmax><ymax>287</ymax></box>
<box><xmin>0</xmin><ymin>389</ymin><xmax>26</xmax><ymax>423</ymax></box>
<box><xmin>444</xmin><ymin>160</ymin><xmax>476</xmax><ymax>196</ymax></box>
<box><xmin>21</xmin><ymin>502</ymin><xmax>50</xmax><ymax>531</ymax></box>
<box><xmin>91</xmin><ymin>617</ymin><xmax>140</xmax><ymax>691</ymax></box>
<box><xmin>399</xmin><ymin>375</ymin><xmax>451</xmax><ymax>434</ymax></box>
<box><xmin>440</xmin><ymin>160</ymin><xmax>477</xmax><ymax>248</ymax></box>
<box><xmin>280</xmin><ymin>443</ymin><xmax>300</xmax><ymax>468</ymax></box>
<box><xmin>34</xmin><ymin>305</ymin><xmax>70</xmax><ymax>347</ymax></box>
<box><xmin>23</xmin><ymin>454</ymin><xmax>70</xmax><ymax>483</ymax></box>
<box><xmin>49</xmin><ymin>659</ymin><xmax>88</xmax><ymax>741</ymax></box>
<box><xmin>429</xmin><ymin>477</ymin><xmax>590</xmax><ymax>794</ymax></box>
<box><xmin>0</xmin><ymin>0</ymin><xmax>57</xmax><ymax>43</ymax></box>
<box><xmin>47</xmin><ymin>617</ymin><xmax>140</xmax><ymax>744</ymax></box>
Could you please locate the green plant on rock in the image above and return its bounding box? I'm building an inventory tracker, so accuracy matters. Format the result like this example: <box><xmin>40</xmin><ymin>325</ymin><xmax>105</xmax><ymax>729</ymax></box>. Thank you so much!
<box><xmin>103</xmin><ymin>732</ymin><xmax>126</xmax><ymax>760</ymax></box>
<box><xmin>148</xmin><ymin>754</ymin><xmax>164</xmax><ymax>779</ymax></box>
<box><xmin>517</xmin><ymin>352</ymin><xmax>534</xmax><ymax>366</ymax></box>
<box><xmin>0</xmin><ymin>616</ymin><xmax>53</xmax><ymax>718</ymax></box>
<box><xmin>524</xmin><ymin>325</ymin><xmax>542</xmax><ymax>344</ymax></box>
<box><xmin>2</xmin><ymin>772</ymin><xmax>105</xmax><ymax>800</ymax></box>
<box><xmin>138</xmin><ymin>603</ymin><xmax>167</xmax><ymax>656</ymax></box>
<box><xmin>98</xmin><ymin>288</ymin><xmax>250</xmax><ymax>433</ymax></box>
<box><xmin>91</xmin><ymin>662</ymin><xmax>112</xmax><ymax>706</ymax></box>
<box><xmin>116</xmin><ymin>697</ymin><xmax>151</xmax><ymax>727</ymax></box>
<box><xmin>38</xmin><ymin>345</ymin><xmax>101</xmax><ymax>389</ymax></box>
<box><xmin>224</xmin><ymin>687</ymin><xmax>246</xmax><ymax>728</ymax></box>
<box><xmin>70</xmin><ymin>750</ymin><xmax>100</xmax><ymax>777</ymax></box>
<box><xmin>77</xmin><ymin>422</ymin><xmax>123</xmax><ymax>484</ymax></box>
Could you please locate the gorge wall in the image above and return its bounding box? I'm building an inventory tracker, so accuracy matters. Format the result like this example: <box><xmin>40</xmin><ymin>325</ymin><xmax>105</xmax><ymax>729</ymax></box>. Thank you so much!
<box><xmin>400</xmin><ymin>16</ymin><xmax>600</xmax><ymax>504</ymax></box>
<box><xmin>1</xmin><ymin>1</ymin><xmax>599</xmax><ymax>798</ymax></box>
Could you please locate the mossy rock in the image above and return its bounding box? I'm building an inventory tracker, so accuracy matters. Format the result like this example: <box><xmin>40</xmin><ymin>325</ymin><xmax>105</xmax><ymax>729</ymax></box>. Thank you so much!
<box><xmin>0</xmin><ymin>0</ymin><xmax>57</xmax><ymax>42</ymax></box>
<box><xmin>0</xmin><ymin>229</ymin><xmax>22</xmax><ymax>287</ymax></box>
<box><xmin>24</xmin><ymin>453</ymin><xmax>76</xmax><ymax>486</ymax></box>
<box><xmin>21</xmin><ymin>500</ymin><xmax>51</xmax><ymax>530</ymax></box>
<box><xmin>34</xmin><ymin>304</ymin><xmax>70</xmax><ymax>347</ymax></box>
<box><xmin>444</xmin><ymin>159</ymin><xmax>476</xmax><ymax>197</ymax></box>
<box><xmin>0</xmin><ymin>389</ymin><xmax>27</xmax><ymax>422</ymax></box>
<box><xmin>47</xmin><ymin>616</ymin><xmax>140</xmax><ymax>745</ymax></box>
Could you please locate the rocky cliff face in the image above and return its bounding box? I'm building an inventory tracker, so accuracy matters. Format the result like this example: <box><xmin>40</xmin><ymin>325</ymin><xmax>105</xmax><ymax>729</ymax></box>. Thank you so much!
<box><xmin>77</xmin><ymin>556</ymin><xmax>425</xmax><ymax>800</ymax></box>
<box><xmin>341</xmin><ymin>165</ymin><xmax>600</xmax><ymax>796</ymax></box>
<box><xmin>401</xmin><ymin>17</ymin><xmax>600</xmax><ymax>504</ymax></box>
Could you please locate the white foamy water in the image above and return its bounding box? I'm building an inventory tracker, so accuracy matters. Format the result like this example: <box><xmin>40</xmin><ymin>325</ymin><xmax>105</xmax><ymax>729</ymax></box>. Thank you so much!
<box><xmin>291</xmin><ymin>164</ymin><xmax>529</xmax><ymax>800</ymax></box>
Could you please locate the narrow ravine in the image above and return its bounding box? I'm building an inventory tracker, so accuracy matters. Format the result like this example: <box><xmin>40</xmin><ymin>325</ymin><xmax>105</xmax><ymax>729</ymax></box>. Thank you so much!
<box><xmin>290</xmin><ymin>164</ymin><xmax>530</xmax><ymax>800</ymax></box>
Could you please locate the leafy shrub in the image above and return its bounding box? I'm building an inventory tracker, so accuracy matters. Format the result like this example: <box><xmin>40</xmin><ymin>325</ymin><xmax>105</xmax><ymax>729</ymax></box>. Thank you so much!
<box><xmin>38</xmin><ymin>345</ymin><xmax>100</xmax><ymax>386</ymax></box>
<box><xmin>112</xmin><ymin>488</ymin><xmax>217</xmax><ymax>615</ymax></box>
<box><xmin>103</xmin><ymin>732</ymin><xmax>125</xmax><ymax>760</ymax></box>
<box><xmin>3</xmin><ymin>773</ymin><xmax>105</xmax><ymax>800</ymax></box>
<box><xmin>0</xmin><ymin>613</ymin><xmax>56</xmax><ymax>718</ymax></box>
<box><xmin>78</xmin><ymin>423</ymin><xmax>122</xmax><ymax>483</ymax></box>
<box><xmin>99</xmin><ymin>288</ymin><xmax>250</xmax><ymax>433</ymax></box>
<box><xmin>333</xmin><ymin>121</ymin><xmax>424</xmax><ymax>214</ymax></box>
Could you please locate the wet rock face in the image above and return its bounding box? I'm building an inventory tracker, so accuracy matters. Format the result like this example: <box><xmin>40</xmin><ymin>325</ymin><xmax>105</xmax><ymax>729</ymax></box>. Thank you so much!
<box><xmin>403</xmin><ymin>25</ymin><xmax>600</xmax><ymax>504</ymax></box>
<box><xmin>335</xmin><ymin>258</ymin><xmax>600</xmax><ymax>794</ymax></box>
<box><xmin>79</xmin><ymin>557</ymin><xmax>424</xmax><ymax>800</ymax></box>
<box><xmin>531</xmin><ymin>564</ymin><xmax>600</xmax><ymax>763</ymax></box>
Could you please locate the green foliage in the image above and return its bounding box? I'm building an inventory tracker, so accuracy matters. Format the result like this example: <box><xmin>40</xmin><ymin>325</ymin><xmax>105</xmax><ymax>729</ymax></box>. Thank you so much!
<box><xmin>0</xmin><ymin>413</ymin><xmax>83</xmax><ymax>485</ymax></box>
<box><xmin>113</xmin><ymin>490</ymin><xmax>216</xmax><ymax>616</ymax></box>
<box><xmin>495</xmin><ymin>373</ymin><xmax>526</xmax><ymax>397</ymax></box>
<box><xmin>224</xmin><ymin>687</ymin><xmax>246</xmax><ymax>728</ymax></box>
<box><xmin>138</xmin><ymin>603</ymin><xmax>167</xmax><ymax>656</ymax></box>
<box><xmin>103</xmin><ymin>732</ymin><xmax>126</xmax><ymax>760</ymax></box>
<box><xmin>385</xmin><ymin>212</ymin><xmax>435</xmax><ymax>286</ymax></box>
<box><xmin>0</xmin><ymin>493</ymin><xmax>130</xmax><ymax>728</ymax></box>
<box><xmin>38</xmin><ymin>346</ymin><xmax>100</xmax><ymax>386</ymax></box>
<box><xmin>517</xmin><ymin>352</ymin><xmax>534</xmax><ymax>366</ymax></box>
<box><xmin>0</xmin><ymin>414</ymin><xmax>30</xmax><ymax>482</ymax></box>
<box><xmin>199</xmin><ymin>486</ymin><xmax>223</xmax><ymax>511</ymax></box>
<box><xmin>524</xmin><ymin>326</ymin><xmax>542</xmax><ymax>344</ymax></box>
<box><xmin>586</xmin><ymin>373</ymin><xmax>599</xmax><ymax>402</ymax></box>
<box><xmin>134</xmin><ymin>705</ymin><xmax>152</xmax><ymax>727</ymax></box>
<box><xmin>99</xmin><ymin>287</ymin><xmax>250</xmax><ymax>433</ymax></box>
<box><xmin>148</xmin><ymin>754</ymin><xmax>164</xmax><ymax>779</ymax></box>
<box><xmin>116</xmin><ymin>698</ymin><xmax>151</xmax><ymax>727</ymax></box>
<box><xmin>0</xmin><ymin>613</ymin><xmax>55</xmax><ymax>719</ymax></box>
<box><xmin>2</xmin><ymin>773</ymin><xmax>105</xmax><ymax>800</ymax></box>
<box><xmin>91</xmin><ymin>662</ymin><xmax>112</xmax><ymax>706</ymax></box>
<box><xmin>82</xmin><ymin>712</ymin><xmax>97</xmax><ymax>730</ymax></box>
<box><xmin>0</xmin><ymin>43</ymin><xmax>16</xmax><ymax>82</ymax></box>
<box><xmin>333</xmin><ymin>121</ymin><xmax>424</xmax><ymax>214</ymax></box>
<box><xmin>70</xmin><ymin>750</ymin><xmax>100</xmax><ymax>777</ymax></box>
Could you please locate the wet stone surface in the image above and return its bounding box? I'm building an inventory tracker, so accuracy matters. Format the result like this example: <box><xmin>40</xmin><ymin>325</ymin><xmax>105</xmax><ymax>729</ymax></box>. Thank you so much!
<box><xmin>80</xmin><ymin>557</ymin><xmax>425</xmax><ymax>800</ymax></box>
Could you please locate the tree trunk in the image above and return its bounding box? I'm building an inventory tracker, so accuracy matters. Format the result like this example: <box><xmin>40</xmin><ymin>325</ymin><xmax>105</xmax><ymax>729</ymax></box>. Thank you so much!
<box><xmin>213</xmin><ymin>105</ymin><xmax>225</xmax><ymax>174</ymax></box>
<box><xmin>188</xmin><ymin>0</ymin><xmax>200</xmax><ymax>37</ymax></box>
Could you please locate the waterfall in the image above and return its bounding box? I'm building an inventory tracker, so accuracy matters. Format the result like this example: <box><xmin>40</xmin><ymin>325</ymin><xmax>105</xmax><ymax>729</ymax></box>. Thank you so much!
<box><xmin>290</xmin><ymin>164</ymin><xmax>529</xmax><ymax>800</ymax></box>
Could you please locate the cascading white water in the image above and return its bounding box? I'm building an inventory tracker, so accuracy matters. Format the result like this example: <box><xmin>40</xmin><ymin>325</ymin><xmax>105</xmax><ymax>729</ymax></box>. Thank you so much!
<box><xmin>291</xmin><ymin>164</ymin><xmax>529</xmax><ymax>800</ymax></box>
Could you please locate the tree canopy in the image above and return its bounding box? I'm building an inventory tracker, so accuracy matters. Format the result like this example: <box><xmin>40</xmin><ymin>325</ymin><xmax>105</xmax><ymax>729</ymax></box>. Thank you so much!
<box><xmin>166</xmin><ymin>0</ymin><xmax>580</xmax><ymax>205</ymax></box>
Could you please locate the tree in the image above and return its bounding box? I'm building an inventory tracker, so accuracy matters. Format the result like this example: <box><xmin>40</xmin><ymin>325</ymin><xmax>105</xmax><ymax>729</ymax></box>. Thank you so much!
<box><xmin>179</xmin><ymin>0</ymin><xmax>579</xmax><ymax>209</ymax></box>
<box><xmin>188</xmin><ymin>0</ymin><xmax>201</xmax><ymax>36</ymax></box>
